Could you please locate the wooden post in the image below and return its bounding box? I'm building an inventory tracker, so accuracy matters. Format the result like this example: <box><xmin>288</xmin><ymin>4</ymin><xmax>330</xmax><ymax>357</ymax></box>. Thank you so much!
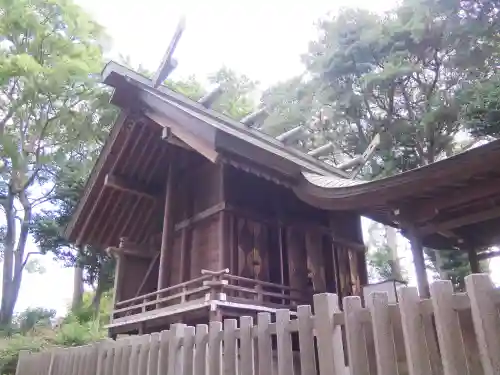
<box><xmin>407</xmin><ymin>229</ymin><xmax>430</xmax><ymax>298</ymax></box>
<box><xmin>158</xmin><ymin>157</ymin><xmax>175</xmax><ymax>292</ymax></box>
<box><xmin>467</xmin><ymin>247</ymin><xmax>480</xmax><ymax>274</ymax></box>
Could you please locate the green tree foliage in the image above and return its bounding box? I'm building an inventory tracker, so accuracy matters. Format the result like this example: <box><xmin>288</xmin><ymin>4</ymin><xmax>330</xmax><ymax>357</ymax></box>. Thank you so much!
<box><xmin>262</xmin><ymin>0</ymin><xmax>500</xmax><ymax>286</ymax></box>
<box><xmin>459</xmin><ymin>73</ymin><xmax>500</xmax><ymax>138</ymax></box>
<box><xmin>0</xmin><ymin>0</ymin><xmax>112</xmax><ymax>325</ymax></box>
<box><xmin>167</xmin><ymin>67</ymin><xmax>258</xmax><ymax>119</ymax></box>
<box><xmin>31</xmin><ymin>162</ymin><xmax>115</xmax><ymax>316</ymax></box>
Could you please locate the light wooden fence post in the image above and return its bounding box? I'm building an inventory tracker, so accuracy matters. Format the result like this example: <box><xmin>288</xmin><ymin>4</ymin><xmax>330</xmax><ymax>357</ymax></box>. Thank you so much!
<box><xmin>168</xmin><ymin>324</ymin><xmax>186</xmax><ymax>375</ymax></box>
<box><xmin>120</xmin><ymin>340</ymin><xmax>133</xmax><ymax>375</ymax></box>
<box><xmin>208</xmin><ymin>321</ymin><xmax>222</xmax><ymax>375</ymax></box>
<box><xmin>16</xmin><ymin>350</ymin><xmax>29</xmax><ymax>375</ymax></box>
<box><xmin>47</xmin><ymin>349</ymin><xmax>59</xmax><ymax>375</ymax></box>
<box><xmin>158</xmin><ymin>330</ymin><xmax>171</xmax><ymax>375</ymax></box>
<box><xmin>344</xmin><ymin>296</ymin><xmax>370</xmax><ymax>375</ymax></box>
<box><xmin>147</xmin><ymin>332</ymin><xmax>160</xmax><ymax>375</ymax></box>
<box><xmin>194</xmin><ymin>324</ymin><xmax>208</xmax><ymax>375</ymax></box>
<box><xmin>465</xmin><ymin>274</ymin><xmax>500</xmax><ymax>375</ymax></box>
<box><xmin>430</xmin><ymin>280</ymin><xmax>468</xmax><ymax>375</ymax></box>
<box><xmin>275</xmin><ymin>309</ymin><xmax>294</xmax><ymax>375</ymax></box>
<box><xmin>240</xmin><ymin>316</ymin><xmax>255</xmax><ymax>375</ymax></box>
<box><xmin>257</xmin><ymin>312</ymin><xmax>272</xmax><ymax>375</ymax></box>
<box><xmin>296</xmin><ymin>305</ymin><xmax>317</xmax><ymax>375</ymax></box>
<box><xmin>138</xmin><ymin>335</ymin><xmax>152</xmax><ymax>375</ymax></box>
<box><xmin>367</xmin><ymin>292</ymin><xmax>398</xmax><ymax>375</ymax></box>
<box><xmin>184</xmin><ymin>326</ymin><xmax>196</xmax><ymax>375</ymax></box>
<box><xmin>223</xmin><ymin>319</ymin><xmax>238</xmax><ymax>375</ymax></box>
<box><xmin>398</xmin><ymin>287</ymin><xmax>432</xmax><ymax>375</ymax></box>
<box><xmin>313</xmin><ymin>293</ymin><xmax>346</xmax><ymax>375</ymax></box>
<box><xmin>112</xmin><ymin>343</ymin><xmax>123</xmax><ymax>375</ymax></box>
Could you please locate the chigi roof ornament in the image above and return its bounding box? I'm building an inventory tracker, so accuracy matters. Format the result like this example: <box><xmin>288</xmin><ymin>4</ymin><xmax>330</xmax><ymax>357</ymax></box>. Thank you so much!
<box><xmin>152</xmin><ymin>16</ymin><xmax>186</xmax><ymax>88</ymax></box>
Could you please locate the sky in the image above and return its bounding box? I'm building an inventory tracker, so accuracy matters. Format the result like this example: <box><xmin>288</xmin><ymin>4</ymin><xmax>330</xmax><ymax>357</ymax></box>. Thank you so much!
<box><xmin>14</xmin><ymin>0</ymin><xmax>498</xmax><ymax>316</ymax></box>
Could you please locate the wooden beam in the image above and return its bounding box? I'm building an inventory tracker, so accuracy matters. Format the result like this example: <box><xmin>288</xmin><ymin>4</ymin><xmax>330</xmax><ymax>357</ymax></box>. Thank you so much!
<box><xmin>152</xmin><ymin>17</ymin><xmax>185</xmax><ymax>87</ymax></box>
<box><xmin>174</xmin><ymin>202</ymin><xmax>226</xmax><ymax>231</ymax></box>
<box><xmin>411</xmin><ymin>179</ymin><xmax>500</xmax><ymax>222</ymax></box>
<box><xmin>158</xmin><ymin>154</ymin><xmax>176</xmax><ymax>291</ymax></box>
<box><xmin>104</xmin><ymin>174</ymin><xmax>158</xmax><ymax>200</ymax></box>
<box><xmin>146</xmin><ymin>111</ymin><xmax>219</xmax><ymax>163</ymax></box>
<box><xmin>418</xmin><ymin>205</ymin><xmax>500</xmax><ymax>235</ymax></box>
<box><xmin>135</xmin><ymin>252</ymin><xmax>160</xmax><ymax>297</ymax></box>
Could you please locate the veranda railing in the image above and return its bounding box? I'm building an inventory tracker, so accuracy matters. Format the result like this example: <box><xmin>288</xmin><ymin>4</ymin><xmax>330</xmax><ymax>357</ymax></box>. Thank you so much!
<box><xmin>112</xmin><ymin>269</ymin><xmax>310</xmax><ymax>320</ymax></box>
<box><xmin>17</xmin><ymin>274</ymin><xmax>500</xmax><ymax>375</ymax></box>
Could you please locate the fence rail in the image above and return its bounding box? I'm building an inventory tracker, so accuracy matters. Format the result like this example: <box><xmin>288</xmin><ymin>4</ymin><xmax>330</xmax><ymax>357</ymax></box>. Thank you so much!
<box><xmin>17</xmin><ymin>274</ymin><xmax>500</xmax><ymax>375</ymax></box>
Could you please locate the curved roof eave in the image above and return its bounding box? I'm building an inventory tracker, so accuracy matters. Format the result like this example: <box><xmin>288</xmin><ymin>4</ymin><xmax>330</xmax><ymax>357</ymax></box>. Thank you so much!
<box><xmin>294</xmin><ymin>138</ymin><xmax>500</xmax><ymax>211</ymax></box>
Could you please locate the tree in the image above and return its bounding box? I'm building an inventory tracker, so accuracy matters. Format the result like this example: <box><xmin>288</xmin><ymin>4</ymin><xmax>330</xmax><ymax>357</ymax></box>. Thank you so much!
<box><xmin>262</xmin><ymin>0</ymin><xmax>500</xmax><ymax>287</ymax></box>
<box><xmin>0</xmin><ymin>0</ymin><xmax>109</xmax><ymax>325</ymax></box>
<box><xmin>31</xmin><ymin>162</ymin><xmax>115</xmax><ymax>316</ymax></box>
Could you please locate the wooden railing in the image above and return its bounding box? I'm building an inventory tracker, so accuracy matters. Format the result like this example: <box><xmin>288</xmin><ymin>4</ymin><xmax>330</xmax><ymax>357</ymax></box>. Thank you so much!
<box><xmin>18</xmin><ymin>274</ymin><xmax>500</xmax><ymax>375</ymax></box>
<box><xmin>112</xmin><ymin>270</ymin><xmax>309</xmax><ymax>320</ymax></box>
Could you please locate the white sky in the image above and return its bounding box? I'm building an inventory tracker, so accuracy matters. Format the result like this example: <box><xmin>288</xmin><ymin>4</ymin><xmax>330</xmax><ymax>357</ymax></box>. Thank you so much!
<box><xmin>14</xmin><ymin>0</ymin><xmax>498</xmax><ymax>316</ymax></box>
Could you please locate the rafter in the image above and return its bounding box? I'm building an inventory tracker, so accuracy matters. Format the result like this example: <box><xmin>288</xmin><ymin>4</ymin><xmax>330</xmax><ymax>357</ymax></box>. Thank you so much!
<box><xmin>418</xmin><ymin>205</ymin><xmax>500</xmax><ymax>235</ymax></box>
<box><xmin>104</xmin><ymin>174</ymin><xmax>159</xmax><ymax>200</ymax></box>
<box><xmin>409</xmin><ymin>177</ymin><xmax>500</xmax><ymax>222</ymax></box>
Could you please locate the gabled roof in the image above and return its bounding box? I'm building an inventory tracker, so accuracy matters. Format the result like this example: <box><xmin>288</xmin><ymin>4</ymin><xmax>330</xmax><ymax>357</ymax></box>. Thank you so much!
<box><xmin>102</xmin><ymin>61</ymin><xmax>349</xmax><ymax>179</ymax></box>
<box><xmin>65</xmin><ymin>62</ymin><xmax>352</xmax><ymax>245</ymax></box>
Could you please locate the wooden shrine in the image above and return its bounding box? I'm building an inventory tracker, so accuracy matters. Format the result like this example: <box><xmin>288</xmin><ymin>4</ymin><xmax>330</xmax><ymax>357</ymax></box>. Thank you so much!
<box><xmin>65</xmin><ymin>62</ymin><xmax>367</xmax><ymax>336</ymax></box>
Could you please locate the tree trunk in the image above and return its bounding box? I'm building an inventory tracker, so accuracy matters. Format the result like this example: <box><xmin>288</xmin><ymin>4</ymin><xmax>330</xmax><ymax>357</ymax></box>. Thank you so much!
<box><xmin>0</xmin><ymin>190</ymin><xmax>32</xmax><ymax>326</ymax></box>
<box><xmin>1</xmin><ymin>192</ymin><xmax>16</xmax><ymax>327</ymax></box>
<box><xmin>385</xmin><ymin>226</ymin><xmax>403</xmax><ymax>280</ymax></box>
<box><xmin>91</xmin><ymin>276</ymin><xmax>105</xmax><ymax>318</ymax></box>
<box><xmin>72</xmin><ymin>266</ymin><xmax>85</xmax><ymax>311</ymax></box>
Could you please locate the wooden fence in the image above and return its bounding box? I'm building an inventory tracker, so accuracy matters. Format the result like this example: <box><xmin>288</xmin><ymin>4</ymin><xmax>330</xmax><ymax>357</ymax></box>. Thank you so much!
<box><xmin>15</xmin><ymin>274</ymin><xmax>500</xmax><ymax>375</ymax></box>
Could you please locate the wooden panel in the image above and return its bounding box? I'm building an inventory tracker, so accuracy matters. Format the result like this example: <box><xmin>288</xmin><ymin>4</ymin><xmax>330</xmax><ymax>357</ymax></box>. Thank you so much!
<box><xmin>236</xmin><ymin>218</ymin><xmax>271</xmax><ymax>281</ymax></box>
<box><xmin>286</xmin><ymin>227</ymin><xmax>309</xmax><ymax>295</ymax></box>
<box><xmin>305</xmin><ymin>231</ymin><xmax>326</xmax><ymax>292</ymax></box>
<box><xmin>168</xmin><ymin>232</ymin><xmax>183</xmax><ymax>285</ymax></box>
<box><xmin>192</xmin><ymin>161</ymin><xmax>221</xmax><ymax>213</ymax></box>
<box><xmin>190</xmin><ymin>216</ymin><xmax>221</xmax><ymax>276</ymax></box>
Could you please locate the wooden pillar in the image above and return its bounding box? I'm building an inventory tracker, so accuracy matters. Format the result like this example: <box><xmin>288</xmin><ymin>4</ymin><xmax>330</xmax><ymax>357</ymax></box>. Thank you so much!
<box><xmin>407</xmin><ymin>229</ymin><xmax>430</xmax><ymax>298</ymax></box>
<box><xmin>468</xmin><ymin>247</ymin><xmax>480</xmax><ymax>274</ymax></box>
<box><xmin>158</xmin><ymin>157</ymin><xmax>175</xmax><ymax>291</ymax></box>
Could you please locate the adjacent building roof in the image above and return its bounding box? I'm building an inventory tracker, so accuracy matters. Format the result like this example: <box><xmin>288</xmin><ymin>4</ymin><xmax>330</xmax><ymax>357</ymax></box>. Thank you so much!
<box><xmin>296</xmin><ymin>139</ymin><xmax>500</xmax><ymax>250</ymax></box>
